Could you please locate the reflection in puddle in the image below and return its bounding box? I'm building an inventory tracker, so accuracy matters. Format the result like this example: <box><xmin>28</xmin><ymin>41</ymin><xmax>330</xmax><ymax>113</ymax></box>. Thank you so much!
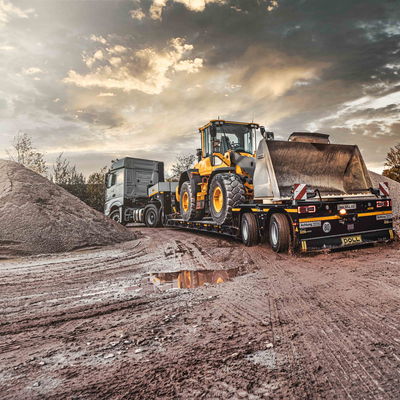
<box><xmin>149</xmin><ymin>268</ymin><xmax>238</xmax><ymax>289</ymax></box>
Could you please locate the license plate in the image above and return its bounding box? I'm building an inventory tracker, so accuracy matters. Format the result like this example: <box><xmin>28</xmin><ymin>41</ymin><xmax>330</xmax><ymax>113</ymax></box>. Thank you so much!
<box><xmin>337</xmin><ymin>203</ymin><xmax>356</xmax><ymax>210</ymax></box>
<box><xmin>376</xmin><ymin>213</ymin><xmax>392</xmax><ymax>220</ymax></box>
<box><xmin>341</xmin><ymin>235</ymin><xmax>362</xmax><ymax>246</ymax></box>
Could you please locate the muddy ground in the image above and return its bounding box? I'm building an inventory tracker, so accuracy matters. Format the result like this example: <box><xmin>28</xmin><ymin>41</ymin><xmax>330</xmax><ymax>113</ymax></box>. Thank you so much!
<box><xmin>0</xmin><ymin>228</ymin><xmax>399</xmax><ymax>399</ymax></box>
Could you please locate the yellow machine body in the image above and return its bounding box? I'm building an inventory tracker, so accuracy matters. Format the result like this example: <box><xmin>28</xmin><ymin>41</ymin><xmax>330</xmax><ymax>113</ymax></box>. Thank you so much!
<box><xmin>176</xmin><ymin>120</ymin><xmax>260</xmax><ymax>204</ymax></box>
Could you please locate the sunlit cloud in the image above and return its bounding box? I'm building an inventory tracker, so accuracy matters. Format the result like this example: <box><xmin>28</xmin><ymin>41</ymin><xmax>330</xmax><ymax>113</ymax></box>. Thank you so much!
<box><xmin>64</xmin><ymin>37</ymin><xmax>203</xmax><ymax>95</ymax></box>
<box><xmin>149</xmin><ymin>0</ymin><xmax>226</xmax><ymax>20</ymax></box>
<box><xmin>0</xmin><ymin>0</ymin><xmax>34</xmax><ymax>26</ymax></box>
<box><xmin>0</xmin><ymin>0</ymin><xmax>399</xmax><ymax>176</ymax></box>
<box><xmin>22</xmin><ymin>67</ymin><xmax>43</xmax><ymax>75</ymax></box>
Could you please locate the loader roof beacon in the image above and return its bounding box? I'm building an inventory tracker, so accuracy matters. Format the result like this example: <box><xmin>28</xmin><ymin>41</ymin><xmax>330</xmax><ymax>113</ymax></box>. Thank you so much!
<box><xmin>105</xmin><ymin>120</ymin><xmax>395</xmax><ymax>253</ymax></box>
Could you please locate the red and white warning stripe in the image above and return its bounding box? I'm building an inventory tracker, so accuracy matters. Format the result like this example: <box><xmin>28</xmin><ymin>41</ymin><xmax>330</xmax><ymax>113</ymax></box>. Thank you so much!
<box><xmin>293</xmin><ymin>184</ymin><xmax>307</xmax><ymax>200</ymax></box>
<box><xmin>379</xmin><ymin>182</ymin><xmax>390</xmax><ymax>197</ymax></box>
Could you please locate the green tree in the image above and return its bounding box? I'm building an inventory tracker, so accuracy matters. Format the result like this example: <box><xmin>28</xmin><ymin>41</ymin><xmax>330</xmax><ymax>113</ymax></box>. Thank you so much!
<box><xmin>7</xmin><ymin>132</ymin><xmax>47</xmax><ymax>176</ymax></box>
<box><xmin>168</xmin><ymin>154</ymin><xmax>195</xmax><ymax>181</ymax></box>
<box><xmin>383</xmin><ymin>143</ymin><xmax>400</xmax><ymax>183</ymax></box>
<box><xmin>51</xmin><ymin>153</ymin><xmax>71</xmax><ymax>185</ymax></box>
<box><xmin>86</xmin><ymin>167</ymin><xmax>107</xmax><ymax>212</ymax></box>
<box><xmin>51</xmin><ymin>153</ymin><xmax>87</xmax><ymax>201</ymax></box>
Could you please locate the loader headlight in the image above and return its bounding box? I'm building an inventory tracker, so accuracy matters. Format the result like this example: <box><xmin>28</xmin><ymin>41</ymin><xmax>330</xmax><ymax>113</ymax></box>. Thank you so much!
<box><xmin>339</xmin><ymin>208</ymin><xmax>347</xmax><ymax>216</ymax></box>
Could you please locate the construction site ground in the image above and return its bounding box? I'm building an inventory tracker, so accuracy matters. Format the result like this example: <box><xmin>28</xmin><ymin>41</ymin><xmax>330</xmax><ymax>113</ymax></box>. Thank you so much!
<box><xmin>1</xmin><ymin>227</ymin><xmax>399</xmax><ymax>400</ymax></box>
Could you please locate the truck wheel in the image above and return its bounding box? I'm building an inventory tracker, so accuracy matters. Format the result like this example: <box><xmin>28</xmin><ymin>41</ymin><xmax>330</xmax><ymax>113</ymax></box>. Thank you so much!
<box><xmin>241</xmin><ymin>213</ymin><xmax>259</xmax><ymax>246</ymax></box>
<box><xmin>209</xmin><ymin>173</ymin><xmax>245</xmax><ymax>225</ymax></box>
<box><xmin>269</xmin><ymin>213</ymin><xmax>290</xmax><ymax>253</ymax></box>
<box><xmin>145</xmin><ymin>205</ymin><xmax>160</xmax><ymax>228</ymax></box>
<box><xmin>110</xmin><ymin>209</ymin><xmax>121</xmax><ymax>224</ymax></box>
<box><xmin>180</xmin><ymin>181</ymin><xmax>204</xmax><ymax>221</ymax></box>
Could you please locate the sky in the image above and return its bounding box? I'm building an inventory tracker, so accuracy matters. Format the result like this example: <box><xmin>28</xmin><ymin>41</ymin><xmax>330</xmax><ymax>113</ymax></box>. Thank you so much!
<box><xmin>0</xmin><ymin>0</ymin><xmax>399</xmax><ymax>175</ymax></box>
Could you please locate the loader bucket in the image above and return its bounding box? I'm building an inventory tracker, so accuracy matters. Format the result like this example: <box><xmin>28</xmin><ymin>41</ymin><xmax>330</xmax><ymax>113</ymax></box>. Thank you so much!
<box><xmin>254</xmin><ymin>139</ymin><xmax>372</xmax><ymax>199</ymax></box>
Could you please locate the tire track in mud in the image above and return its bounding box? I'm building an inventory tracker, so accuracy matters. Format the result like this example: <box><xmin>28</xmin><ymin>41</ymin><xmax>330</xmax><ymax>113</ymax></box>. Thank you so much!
<box><xmin>268</xmin><ymin>257</ymin><xmax>400</xmax><ymax>400</ymax></box>
<box><xmin>202</xmin><ymin>241</ymin><xmax>400</xmax><ymax>399</ymax></box>
<box><xmin>1</xmin><ymin>228</ymin><xmax>399</xmax><ymax>400</ymax></box>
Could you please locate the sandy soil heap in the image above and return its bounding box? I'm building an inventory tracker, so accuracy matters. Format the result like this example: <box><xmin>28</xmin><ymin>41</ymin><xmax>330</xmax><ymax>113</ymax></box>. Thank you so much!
<box><xmin>369</xmin><ymin>171</ymin><xmax>400</xmax><ymax>218</ymax></box>
<box><xmin>0</xmin><ymin>160</ymin><xmax>135</xmax><ymax>256</ymax></box>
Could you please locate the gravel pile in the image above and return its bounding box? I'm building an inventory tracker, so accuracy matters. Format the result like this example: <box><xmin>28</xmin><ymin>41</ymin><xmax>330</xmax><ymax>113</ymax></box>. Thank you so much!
<box><xmin>0</xmin><ymin>160</ymin><xmax>135</xmax><ymax>256</ymax></box>
<box><xmin>369</xmin><ymin>171</ymin><xmax>400</xmax><ymax>218</ymax></box>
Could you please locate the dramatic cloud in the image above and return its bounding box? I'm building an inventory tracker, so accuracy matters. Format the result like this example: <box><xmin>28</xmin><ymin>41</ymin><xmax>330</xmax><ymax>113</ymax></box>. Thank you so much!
<box><xmin>64</xmin><ymin>37</ymin><xmax>203</xmax><ymax>95</ymax></box>
<box><xmin>0</xmin><ymin>0</ymin><xmax>34</xmax><ymax>26</ymax></box>
<box><xmin>130</xmin><ymin>8</ymin><xmax>146</xmax><ymax>20</ymax></box>
<box><xmin>149</xmin><ymin>0</ymin><xmax>226</xmax><ymax>20</ymax></box>
<box><xmin>0</xmin><ymin>0</ymin><xmax>399</xmax><ymax>175</ymax></box>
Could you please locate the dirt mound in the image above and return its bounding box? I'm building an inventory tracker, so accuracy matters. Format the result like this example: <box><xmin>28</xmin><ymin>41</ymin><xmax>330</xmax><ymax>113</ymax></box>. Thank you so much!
<box><xmin>369</xmin><ymin>171</ymin><xmax>400</xmax><ymax>218</ymax></box>
<box><xmin>0</xmin><ymin>160</ymin><xmax>135</xmax><ymax>256</ymax></box>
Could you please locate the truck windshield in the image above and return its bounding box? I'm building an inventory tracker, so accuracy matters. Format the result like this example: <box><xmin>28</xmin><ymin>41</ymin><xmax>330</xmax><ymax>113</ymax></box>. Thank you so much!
<box><xmin>215</xmin><ymin>124</ymin><xmax>255</xmax><ymax>154</ymax></box>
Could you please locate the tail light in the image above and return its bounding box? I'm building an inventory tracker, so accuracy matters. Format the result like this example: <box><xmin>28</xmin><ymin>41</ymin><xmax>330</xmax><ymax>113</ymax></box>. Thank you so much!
<box><xmin>297</xmin><ymin>205</ymin><xmax>316</xmax><ymax>214</ymax></box>
<box><xmin>377</xmin><ymin>200</ymin><xmax>391</xmax><ymax>208</ymax></box>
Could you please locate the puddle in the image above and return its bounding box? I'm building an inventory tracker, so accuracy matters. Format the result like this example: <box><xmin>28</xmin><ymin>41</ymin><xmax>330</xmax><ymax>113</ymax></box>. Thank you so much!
<box><xmin>149</xmin><ymin>268</ymin><xmax>239</xmax><ymax>289</ymax></box>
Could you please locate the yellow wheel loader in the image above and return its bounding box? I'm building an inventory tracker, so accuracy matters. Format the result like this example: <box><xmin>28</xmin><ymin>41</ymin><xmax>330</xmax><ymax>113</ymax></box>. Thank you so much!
<box><xmin>176</xmin><ymin>120</ymin><xmax>267</xmax><ymax>224</ymax></box>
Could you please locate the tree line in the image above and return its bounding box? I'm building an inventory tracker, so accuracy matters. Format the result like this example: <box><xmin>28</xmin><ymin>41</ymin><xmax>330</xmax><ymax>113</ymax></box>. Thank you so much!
<box><xmin>7</xmin><ymin>132</ymin><xmax>107</xmax><ymax>212</ymax></box>
<box><xmin>6</xmin><ymin>132</ymin><xmax>196</xmax><ymax>212</ymax></box>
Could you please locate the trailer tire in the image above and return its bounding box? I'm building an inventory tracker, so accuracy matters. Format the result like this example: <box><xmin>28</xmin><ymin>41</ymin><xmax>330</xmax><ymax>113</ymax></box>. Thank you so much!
<box><xmin>144</xmin><ymin>205</ymin><xmax>161</xmax><ymax>228</ymax></box>
<box><xmin>209</xmin><ymin>173</ymin><xmax>245</xmax><ymax>225</ymax></box>
<box><xmin>180</xmin><ymin>181</ymin><xmax>204</xmax><ymax>221</ymax></box>
<box><xmin>269</xmin><ymin>213</ymin><xmax>290</xmax><ymax>253</ymax></box>
<box><xmin>241</xmin><ymin>213</ymin><xmax>259</xmax><ymax>246</ymax></box>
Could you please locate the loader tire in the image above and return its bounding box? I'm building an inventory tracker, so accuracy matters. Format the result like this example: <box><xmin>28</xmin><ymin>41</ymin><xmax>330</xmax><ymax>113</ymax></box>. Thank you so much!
<box><xmin>269</xmin><ymin>213</ymin><xmax>290</xmax><ymax>253</ymax></box>
<box><xmin>144</xmin><ymin>205</ymin><xmax>161</xmax><ymax>228</ymax></box>
<box><xmin>209</xmin><ymin>173</ymin><xmax>245</xmax><ymax>225</ymax></box>
<box><xmin>179</xmin><ymin>181</ymin><xmax>204</xmax><ymax>221</ymax></box>
<box><xmin>241</xmin><ymin>213</ymin><xmax>259</xmax><ymax>246</ymax></box>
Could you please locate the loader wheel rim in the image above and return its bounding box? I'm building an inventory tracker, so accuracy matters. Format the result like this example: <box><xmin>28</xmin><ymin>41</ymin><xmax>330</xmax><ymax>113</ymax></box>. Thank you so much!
<box><xmin>271</xmin><ymin>221</ymin><xmax>278</xmax><ymax>246</ymax></box>
<box><xmin>212</xmin><ymin>186</ymin><xmax>223</xmax><ymax>213</ymax></box>
<box><xmin>182</xmin><ymin>192</ymin><xmax>189</xmax><ymax>212</ymax></box>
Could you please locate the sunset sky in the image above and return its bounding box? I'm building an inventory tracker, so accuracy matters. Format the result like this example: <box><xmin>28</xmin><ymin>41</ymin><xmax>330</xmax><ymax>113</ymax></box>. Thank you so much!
<box><xmin>0</xmin><ymin>0</ymin><xmax>399</xmax><ymax>175</ymax></box>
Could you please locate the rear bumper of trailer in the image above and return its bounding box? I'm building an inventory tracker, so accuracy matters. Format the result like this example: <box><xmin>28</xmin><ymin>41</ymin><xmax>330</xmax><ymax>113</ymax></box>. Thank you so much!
<box><xmin>299</xmin><ymin>228</ymin><xmax>395</xmax><ymax>252</ymax></box>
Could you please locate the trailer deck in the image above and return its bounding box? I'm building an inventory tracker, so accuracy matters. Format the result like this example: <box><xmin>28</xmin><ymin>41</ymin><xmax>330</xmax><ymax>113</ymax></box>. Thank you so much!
<box><xmin>161</xmin><ymin>198</ymin><xmax>394</xmax><ymax>252</ymax></box>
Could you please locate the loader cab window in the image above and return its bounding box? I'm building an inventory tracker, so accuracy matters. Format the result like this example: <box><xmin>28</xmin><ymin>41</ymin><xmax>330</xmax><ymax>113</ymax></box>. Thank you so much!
<box><xmin>203</xmin><ymin>127</ymin><xmax>212</xmax><ymax>157</ymax></box>
<box><xmin>210</xmin><ymin>123</ymin><xmax>256</xmax><ymax>155</ymax></box>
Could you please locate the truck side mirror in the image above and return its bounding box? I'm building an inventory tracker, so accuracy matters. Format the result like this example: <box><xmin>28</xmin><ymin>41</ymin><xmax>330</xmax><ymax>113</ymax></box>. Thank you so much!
<box><xmin>196</xmin><ymin>148</ymin><xmax>202</xmax><ymax>162</ymax></box>
<box><xmin>266</xmin><ymin>132</ymin><xmax>274</xmax><ymax>140</ymax></box>
<box><xmin>260</xmin><ymin>127</ymin><xmax>274</xmax><ymax>141</ymax></box>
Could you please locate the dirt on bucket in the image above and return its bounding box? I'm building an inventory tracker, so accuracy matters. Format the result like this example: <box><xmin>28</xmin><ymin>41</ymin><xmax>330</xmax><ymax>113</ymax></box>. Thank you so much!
<box><xmin>0</xmin><ymin>160</ymin><xmax>135</xmax><ymax>256</ymax></box>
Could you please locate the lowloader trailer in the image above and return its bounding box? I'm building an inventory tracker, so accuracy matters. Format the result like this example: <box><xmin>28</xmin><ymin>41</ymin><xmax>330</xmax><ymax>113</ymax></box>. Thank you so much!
<box><xmin>105</xmin><ymin>121</ymin><xmax>395</xmax><ymax>253</ymax></box>
<box><xmin>143</xmin><ymin>182</ymin><xmax>394</xmax><ymax>253</ymax></box>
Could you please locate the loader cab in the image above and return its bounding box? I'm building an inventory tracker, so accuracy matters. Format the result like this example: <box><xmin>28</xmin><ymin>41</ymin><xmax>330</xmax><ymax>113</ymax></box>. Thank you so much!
<box><xmin>200</xmin><ymin>120</ymin><xmax>259</xmax><ymax>159</ymax></box>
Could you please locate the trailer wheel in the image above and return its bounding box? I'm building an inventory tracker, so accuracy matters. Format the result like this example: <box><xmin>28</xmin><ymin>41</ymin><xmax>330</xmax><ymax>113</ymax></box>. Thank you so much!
<box><xmin>144</xmin><ymin>205</ymin><xmax>160</xmax><ymax>228</ymax></box>
<box><xmin>209</xmin><ymin>173</ymin><xmax>245</xmax><ymax>225</ymax></box>
<box><xmin>241</xmin><ymin>213</ymin><xmax>259</xmax><ymax>246</ymax></box>
<box><xmin>269</xmin><ymin>213</ymin><xmax>290</xmax><ymax>253</ymax></box>
<box><xmin>180</xmin><ymin>181</ymin><xmax>204</xmax><ymax>221</ymax></box>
